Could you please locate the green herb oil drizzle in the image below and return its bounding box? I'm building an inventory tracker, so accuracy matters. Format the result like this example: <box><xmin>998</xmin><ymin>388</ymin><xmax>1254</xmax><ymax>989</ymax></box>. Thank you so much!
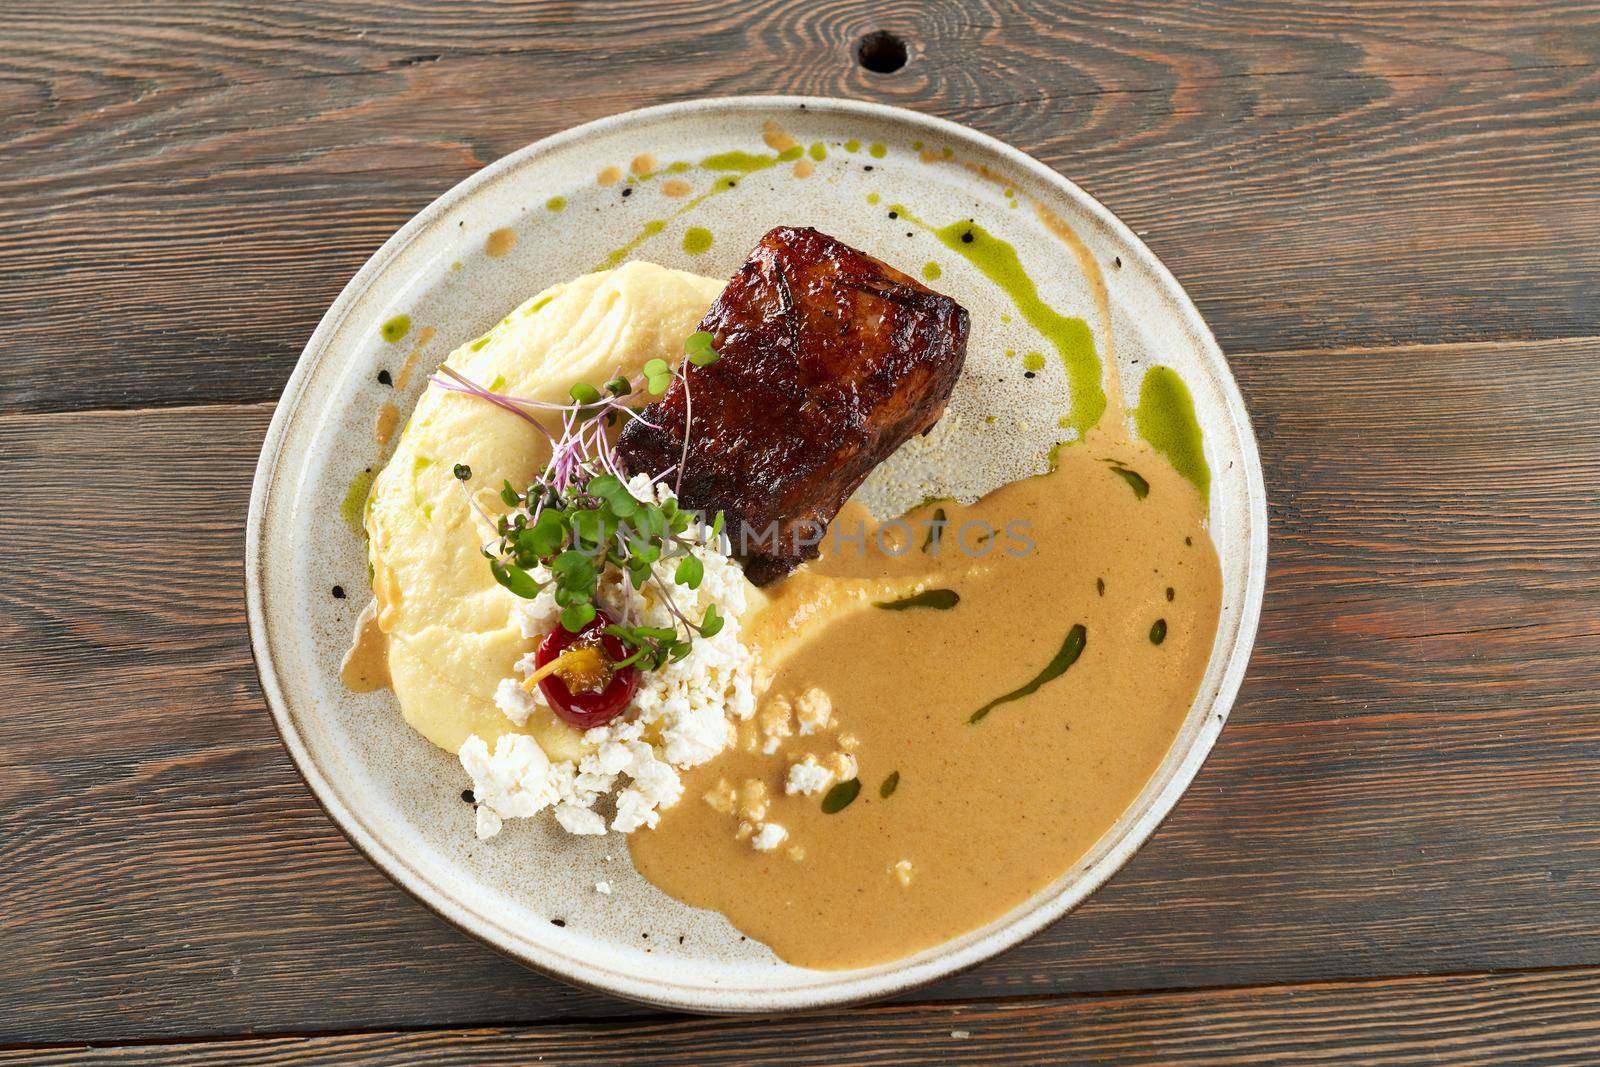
<box><xmin>922</xmin><ymin>506</ymin><xmax>947</xmax><ymax>552</ymax></box>
<box><xmin>380</xmin><ymin>315</ymin><xmax>411</xmax><ymax>344</ymax></box>
<box><xmin>682</xmin><ymin>226</ymin><xmax>713</xmax><ymax>255</ymax></box>
<box><xmin>822</xmin><ymin>778</ymin><xmax>862</xmax><ymax>813</ymax></box>
<box><xmin>874</xmin><ymin>588</ymin><xmax>960</xmax><ymax>611</ymax></box>
<box><xmin>1133</xmin><ymin>366</ymin><xmax>1210</xmax><ymax>501</ymax></box>
<box><xmin>969</xmin><ymin>623</ymin><xmax>1087</xmax><ymax>724</ymax></box>
<box><xmin>889</xmin><ymin>206</ymin><xmax>1104</xmax><ymax>437</ymax></box>
<box><xmin>340</xmin><ymin>468</ymin><xmax>376</xmax><ymax>537</ymax></box>
<box><xmin>597</xmin><ymin>147</ymin><xmax>787</xmax><ymax>269</ymax></box>
<box><xmin>1108</xmin><ymin>464</ymin><xmax>1150</xmax><ymax>499</ymax></box>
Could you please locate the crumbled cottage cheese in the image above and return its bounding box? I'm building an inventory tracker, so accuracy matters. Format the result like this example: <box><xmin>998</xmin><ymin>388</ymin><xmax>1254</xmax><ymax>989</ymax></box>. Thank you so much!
<box><xmin>751</xmin><ymin>823</ymin><xmax>788</xmax><ymax>852</ymax></box>
<box><xmin>736</xmin><ymin>778</ymin><xmax>769</xmax><ymax>822</ymax></box>
<box><xmin>794</xmin><ymin>687</ymin><xmax>833</xmax><ymax>735</ymax></box>
<box><xmin>824</xmin><ymin>751</ymin><xmax>858</xmax><ymax>782</ymax></box>
<box><xmin>757</xmin><ymin>696</ymin><xmax>793</xmax><ymax>754</ymax></box>
<box><xmin>492</xmin><ymin>677</ymin><xmax>538</xmax><ymax>728</ymax></box>
<box><xmin>785</xmin><ymin>755</ymin><xmax>835</xmax><ymax>796</ymax></box>
<box><xmin>458</xmin><ymin>733</ymin><xmax>551</xmax><ymax>840</ymax></box>
<box><xmin>701</xmin><ymin>777</ymin><xmax>737</xmax><ymax>814</ymax></box>
<box><xmin>460</xmin><ymin>476</ymin><xmax>758</xmax><ymax>840</ymax></box>
<box><xmin>892</xmin><ymin>859</ymin><xmax>915</xmax><ymax>888</ymax></box>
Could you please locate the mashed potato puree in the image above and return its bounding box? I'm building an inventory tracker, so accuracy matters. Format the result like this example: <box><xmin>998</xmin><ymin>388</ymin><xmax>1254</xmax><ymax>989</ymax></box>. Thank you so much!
<box><xmin>348</xmin><ymin>253</ymin><xmax>1224</xmax><ymax>971</ymax></box>
<box><xmin>362</xmin><ymin>263</ymin><xmax>724</xmax><ymax>760</ymax></box>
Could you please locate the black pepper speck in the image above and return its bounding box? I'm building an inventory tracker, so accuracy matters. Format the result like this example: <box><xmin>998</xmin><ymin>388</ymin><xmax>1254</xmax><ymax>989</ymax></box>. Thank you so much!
<box><xmin>551</xmin><ymin>918</ymin><xmax>566</xmax><ymax>927</ymax></box>
<box><xmin>887</xmin><ymin>211</ymin><xmax>898</xmax><ymax>219</ymax></box>
<box><xmin>460</xmin><ymin>789</ymin><xmax>474</xmax><ymax>803</ymax></box>
<box><xmin>621</xmin><ymin>187</ymin><xmax>632</xmax><ymax>197</ymax></box>
<box><xmin>1024</xmin><ymin>371</ymin><xmax>1035</xmax><ymax>379</ymax></box>
<box><xmin>377</xmin><ymin>370</ymin><xmax>392</xmax><ymax>386</ymax></box>
<box><xmin>960</xmin><ymin>231</ymin><xmax>974</xmax><ymax>243</ymax></box>
<box><xmin>332</xmin><ymin>585</ymin><xmax>346</xmax><ymax>599</ymax></box>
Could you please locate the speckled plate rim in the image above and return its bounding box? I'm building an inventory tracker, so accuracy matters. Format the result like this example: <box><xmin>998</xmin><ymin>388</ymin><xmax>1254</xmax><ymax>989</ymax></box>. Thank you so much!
<box><xmin>247</xmin><ymin>94</ymin><xmax>1268</xmax><ymax>1014</ymax></box>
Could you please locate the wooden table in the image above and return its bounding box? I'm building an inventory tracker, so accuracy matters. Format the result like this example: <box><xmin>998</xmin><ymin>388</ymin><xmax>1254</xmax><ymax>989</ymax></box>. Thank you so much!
<box><xmin>3</xmin><ymin>2</ymin><xmax>1598</xmax><ymax>1063</ymax></box>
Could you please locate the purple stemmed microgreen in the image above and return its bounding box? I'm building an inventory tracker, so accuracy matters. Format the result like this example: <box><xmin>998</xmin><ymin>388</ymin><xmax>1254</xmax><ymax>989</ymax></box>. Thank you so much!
<box><xmin>435</xmin><ymin>331</ymin><xmax>726</xmax><ymax>673</ymax></box>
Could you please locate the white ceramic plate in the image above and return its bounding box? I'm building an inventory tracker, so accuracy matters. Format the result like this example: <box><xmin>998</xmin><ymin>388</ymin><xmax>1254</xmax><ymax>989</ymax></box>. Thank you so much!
<box><xmin>247</xmin><ymin>96</ymin><xmax>1267</xmax><ymax>1012</ymax></box>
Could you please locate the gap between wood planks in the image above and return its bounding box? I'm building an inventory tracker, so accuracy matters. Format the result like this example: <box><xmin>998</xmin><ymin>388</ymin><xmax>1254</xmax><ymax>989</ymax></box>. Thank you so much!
<box><xmin>2</xmin><ymin>334</ymin><xmax>1597</xmax><ymax>422</ymax></box>
<box><xmin>0</xmin><ymin>961</ymin><xmax>1596</xmax><ymax>1056</ymax></box>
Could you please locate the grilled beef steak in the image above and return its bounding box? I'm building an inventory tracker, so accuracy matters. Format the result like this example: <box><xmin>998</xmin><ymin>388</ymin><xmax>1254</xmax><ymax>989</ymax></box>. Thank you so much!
<box><xmin>617</xmin><ymin>226</ymin><xmax>970</xmax><ymax>585</ymax></box>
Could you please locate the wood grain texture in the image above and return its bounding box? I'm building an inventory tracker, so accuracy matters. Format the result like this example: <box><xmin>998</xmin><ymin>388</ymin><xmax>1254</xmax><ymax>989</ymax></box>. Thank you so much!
<box><xmin>7</xmin><ymin>968</ymin><xmax>1600</xmax><ymax>1065</ymax></box>
<box><xmin>2</xmin><ymin>0</ymin><xmax>1599</xmax><ymax>413</ymax></box>
<box><xmin>5</xmin><ymin>1</ymin><xmax>1600</xmax><ymax>1056</ymax></box>
<box><xmin>3</xmin><ymin>337</ymin><xmax>1597</xmax><ymax>1043</ymax></box>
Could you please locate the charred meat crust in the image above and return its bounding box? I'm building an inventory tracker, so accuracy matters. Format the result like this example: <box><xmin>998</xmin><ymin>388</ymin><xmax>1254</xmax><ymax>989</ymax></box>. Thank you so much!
<box><xmin>617</xmin><ymin>226</ymin><xmax>970</xmax><ymax>585</ymax></box>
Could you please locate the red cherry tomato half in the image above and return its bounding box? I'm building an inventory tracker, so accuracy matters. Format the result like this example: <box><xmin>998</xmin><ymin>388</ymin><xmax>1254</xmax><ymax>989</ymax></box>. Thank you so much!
<box><xmin>534</xmin><ymin>611</ymin><xmax>640</xmax><ymax>730</ymax></box>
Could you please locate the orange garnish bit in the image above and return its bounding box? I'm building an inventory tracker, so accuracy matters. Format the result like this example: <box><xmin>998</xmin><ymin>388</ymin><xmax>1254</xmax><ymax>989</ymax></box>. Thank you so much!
<box><xmin>522</xmin><ymin>642</ymin><xmax>613</xmax><ymax>694</ymax></box>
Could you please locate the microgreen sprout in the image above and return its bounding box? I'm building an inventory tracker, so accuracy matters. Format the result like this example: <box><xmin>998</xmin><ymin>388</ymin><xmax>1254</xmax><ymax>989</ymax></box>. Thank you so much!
<box><xmin>685</xmin><ymin>330</ymin><xmax>719</xmax><ymax>366</ymax></box>
<box><xmin>429</xmin><ymin>331</ymin><xmax>725</xmax><ymax>673</ymax></box>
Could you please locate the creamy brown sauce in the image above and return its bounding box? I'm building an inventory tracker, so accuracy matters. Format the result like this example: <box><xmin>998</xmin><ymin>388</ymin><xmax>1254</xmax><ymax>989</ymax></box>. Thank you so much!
<box><xmin>341</xmin><ymin>124</ymin><xmax>1223</xmax><ymax>970</ymax></box>
<box><xmin>374</xmin><ymin>401</ymin><xmax>400</xmax><ymax>445</ymax></box>
<box><xmin>1033</xmin><ymin>201</ymin><xmax>1121</xmax><ymax>414</ymax></box>
<box><xmin>341</xmin><ymin>599</ymin><xmax>390</xmax><ymax>692</ymax></box>
<box><xmin>394</xmin><ymin>325</ymin><xmax>436</xmax><ymax>390</ymax></box>
<box><xmin>485</xmin><ymin>228</ymin><xmax>516</xmax><ymax>258</ymax></box>
<box><xmin>762</xmin><ymin>120</ymin><xmax>798</xmax><ymax>153</ymax></box>
<box><xmin>630</xmin><ymin>435</ymin><xmax>1221</xmax><ymax>969</ymax></box>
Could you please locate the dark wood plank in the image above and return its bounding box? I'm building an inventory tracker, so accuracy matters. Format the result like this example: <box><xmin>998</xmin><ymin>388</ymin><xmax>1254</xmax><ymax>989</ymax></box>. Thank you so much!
<box><xmin>2</xmin><ymin>1</ymin><xmax>1598</xmax><ymax>413</ymax></box>
<box><xmin>8</xmin><ymin>968</ymin><xmax>1600</xmax><ymax>1065</ymax></box>
<box><xmin>3</xmin><ymin>336</ymin><xmax>1598</xmax><ymax>1042</ymax></box>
